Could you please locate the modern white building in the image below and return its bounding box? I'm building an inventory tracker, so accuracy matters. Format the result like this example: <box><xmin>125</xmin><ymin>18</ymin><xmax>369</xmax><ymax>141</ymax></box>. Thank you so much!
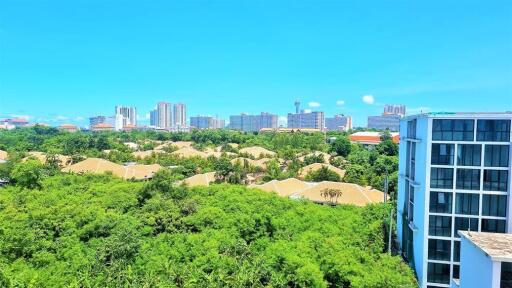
<box><xmin>384</xmin><ymin>104</ymin><xmax>407</xmax><ymax>117</ymax></box>
<box><xmin>287</xmin><ymin>111</ymin><xmax>325</xmax><ymax>131</ymax></box>
<box><xmin>173</xmin><ymin>103</ymin><xmax>187</xmax><ymax>128</ymax></box>
<box><xmin>190</xmin><ymin>116</ymin><xmax>225</xmax><ymax>129</ymax></box>
<box><xmin>452</xmin><ymin>231</ymin><xmax>512</xmax><ymax>288</ymax></box>
<box><xmin>156</xmin><ymin>102</ymin><xmax>172</xmax><ymax>129</ymax></box>
<box><xmin>397</xmin><ymin>112</ymin><xmax>512</xmax><ymax>288</ymax></box>
<box><xmin>115</xmin><ymin>106</ymin><xmax>137</xmax><ymax>127</ymax></box>
<box><xmin>229</xmin><ymin>113</ymin><xmax>278</xmax><ymax>132</ymax></box>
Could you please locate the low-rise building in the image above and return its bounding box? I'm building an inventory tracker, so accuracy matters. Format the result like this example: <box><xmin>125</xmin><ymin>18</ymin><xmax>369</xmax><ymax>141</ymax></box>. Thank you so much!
<box><xmin>59</xmin><ymin>123</ymin><xmax>78</xmax><ymax>132</ymax></box>
<box><xmin>349</xmin><ymin>131</ymin><xmax>399</xmax><ymax>145</ymax></box>
<box><xmin>91</xmin><ymin>123</ymin><xmax>114</xmax><ymax>132</ymax></box>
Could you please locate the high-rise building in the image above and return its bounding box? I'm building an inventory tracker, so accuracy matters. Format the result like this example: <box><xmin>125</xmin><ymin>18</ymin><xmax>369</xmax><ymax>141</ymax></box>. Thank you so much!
<box><xmin>89</xmin><ymin>116</ymin><xmax>107</xmax><ymax>127</ymax></box>
<box><xmin>287</xmin><ymin>111</ymin><xmax>325</xmax><ymax>130</ymax></box>
<box><xmin>384</xmin><ymin>104</ymin><xmax>406</xmax><ymax>117</ymax></box>
<box><xmin>325</xmin><ymin>114</ymin><xmax>353</xmax><ymax>131</ymax></box>
<box><xmin>229</xmin><ymin>113</ymin><xmax>278</xmax><ymax>132</ymax></box>
<box><xmin>295</xmin><ymin>99</ymin><xmax>301</xmax><ymax>114</ymax></box>
<box><xmin>156</xmin><ymin>102</ymin><xmax>172</xmax><ymax>129</ymax></box>
<box><xmin>149</xmin><ymin>109</ymin><xmax>158</xmax><ymax>127</ymax></box>
<box><xmin>173</xmin><ymin>103</ymin><xmax>187</xmax><ymax>127</ymax></box>
<box><xmin>397</xmin><ymin>112</ymin><xmax>512</xmax><ymax>288</ymax></box>
<box><xmin>115</xmin><ymin>106</ymin><xmax>137</xmax><ymax>126</ymax></box>
<box><xmin>190</xmin><ymin>116</ymin><xmax>225</xmax><ymax>129</ymax></box>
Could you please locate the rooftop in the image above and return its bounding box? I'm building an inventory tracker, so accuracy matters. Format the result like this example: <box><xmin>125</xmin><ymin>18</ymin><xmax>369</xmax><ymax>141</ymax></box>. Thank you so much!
<box><xmin>403</xmin><ymin>112</ymin><xmax>512</xmax><ymax>121</ymax></box>
<box><xmin>459</xmin><ymin>231</ymin><xmax>512</xmax><ymax>262</ymax></box>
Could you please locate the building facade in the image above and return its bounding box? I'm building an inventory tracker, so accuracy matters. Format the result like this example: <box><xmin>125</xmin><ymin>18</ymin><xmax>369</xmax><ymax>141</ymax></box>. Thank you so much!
<box><xmin>229</xmin><ymin>113</ymin><xmax>278</xmax><ymax>132</ymax></box>
<box><xmin>156</xmin><ymin>102</ymin><xmax>172</xmax><ymax>129</ymax></box>
<box><xmin>115</xmin><ymin>106</ymin><xmax>137</xmax><ymax>126</ymax></box>
<box><xmin>397</xmin><ymin>112</ymin><xmax>512</xmax><ymax>288</ymax></box>
<box><xmin>384</xmin><ymin>104</ymin><xmax>406</xmax><ymax>117</ymax></box>
<box><xmin>190</xmin><ymin>116</ymin><xmax>225</xmax><ymax>129</ymax></box>
<box><xmin>325</xmin><ymin>114</ymin><xmax>353</xmax><ymax>131</ymax></box>
<box><xmin>368</xmin><ymin>114</ymin><xmax>401</xmax><ymax>131</ymax></box>
<box><xmin>173</xmin><ymin>103</ymin><xmax>187</xmax><ymax>128</ymax></box>
<box><xmin>287</xmin><ymin>111</ymin><xmax>325</xmax><ymax>130</ymax></box>
<box><xmin>149</xmin><ymin>109</ymin><xmax>158</xmax><ymax>127</ymax></box>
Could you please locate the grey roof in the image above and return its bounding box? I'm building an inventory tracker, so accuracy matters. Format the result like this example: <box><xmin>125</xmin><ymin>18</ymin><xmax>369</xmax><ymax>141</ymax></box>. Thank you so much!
<box><xmin>459</xmin><ymin>231</ymin><xmax>512</xmax><ymax>262</ymax></box>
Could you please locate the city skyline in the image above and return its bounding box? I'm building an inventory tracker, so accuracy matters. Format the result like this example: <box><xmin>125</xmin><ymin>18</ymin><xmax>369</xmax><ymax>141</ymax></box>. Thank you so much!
<box><xmin>1</xmin><ymin>1</ymin><xmax>511</xmax><ymax>127</ymax></box>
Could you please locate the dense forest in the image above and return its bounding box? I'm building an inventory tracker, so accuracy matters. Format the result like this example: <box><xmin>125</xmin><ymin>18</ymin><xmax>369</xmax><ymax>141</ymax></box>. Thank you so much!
<box><xmin>0</xmin><ymin>172</ymin><xmax>415</xmax><ymax>287</ymax></box>
<box><xmin>0</xmin><ymin>127</ymin><xmax>413</xmax><ymax>287</ymax></box>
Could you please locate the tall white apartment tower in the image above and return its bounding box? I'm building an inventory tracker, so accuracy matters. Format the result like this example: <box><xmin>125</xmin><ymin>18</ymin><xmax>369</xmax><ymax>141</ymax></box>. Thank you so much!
<box><xmin>156</xmin><ymin>102</ymin><xmax>172</xmax><ymax>129</ymax></box>
<box><xmin>173</xmin><ymin>103</ymin><xmax>186</xmax><ymax>128</ymax></box>
<box><xmin>115</xmin><ymin>106</ymin><xmax>137</xmax><ymax>126</ymax></box>
<box><xmin>396</xmin><ymin>112</ymin><xmax>512</xmax><ymax>288</ymax></box>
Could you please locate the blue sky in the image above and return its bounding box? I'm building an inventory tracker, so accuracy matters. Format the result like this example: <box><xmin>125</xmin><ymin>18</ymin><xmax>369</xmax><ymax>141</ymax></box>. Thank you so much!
<box><xmin>1</xmin><ymin>0</ymin><xmax>511</xmax><ymax>127</ymax></box>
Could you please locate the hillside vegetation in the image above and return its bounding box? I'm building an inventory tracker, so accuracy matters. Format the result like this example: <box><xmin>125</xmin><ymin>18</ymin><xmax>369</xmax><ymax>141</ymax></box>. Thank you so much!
<box><xmin>0</xmin><ymin>172</ymin><xmax>416</xmax><ymax>287</ymax></box>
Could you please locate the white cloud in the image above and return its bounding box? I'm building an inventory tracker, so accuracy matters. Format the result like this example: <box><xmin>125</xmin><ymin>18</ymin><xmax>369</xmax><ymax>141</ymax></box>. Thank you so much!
<box><xmin>54</xmin><ymin>115</ymin><xmax>68</xmax><ymax>121</ymax></box>
<box><xmin>75</xmin><ymin>116</ymin><xmax>84</xmax><ymax>121</ymax></box>
<box><xmin>303</xmin><ymin>109</ymin><xmax>312</xmax><ymax>113</ymax></box>
<box><xmin>362</xmin><ymin>95</ymin><xmax>375</xmax><ymax>104</ymax></box>
<box><xmin>9</xmin><ymin>114</ymin><xmax>32</xmax><ymax>120</ymax></box>
<box><xmin>308</xmin><ymin>101</ymin><xmax>321</xmax><ymax>108</ymax></box>
<box><xmin>336</xmin><ymin>100</ymin><xmax>345</xmax><ymax>106</ymax></box>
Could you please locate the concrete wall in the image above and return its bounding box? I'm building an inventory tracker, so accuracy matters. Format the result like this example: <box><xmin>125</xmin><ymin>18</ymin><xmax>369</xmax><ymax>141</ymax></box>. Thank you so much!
<box><xmin>459</xmin><ymin>236</ymin><xmax>500</xmax><ymax>288</ymax></box>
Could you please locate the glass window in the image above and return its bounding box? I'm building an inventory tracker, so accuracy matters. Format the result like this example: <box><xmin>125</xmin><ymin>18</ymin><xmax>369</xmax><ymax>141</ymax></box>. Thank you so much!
<box><xmin>477</xmin><ymin>119</ymin><xmax>511</xmax><ymax>142</ymax></box>
<box><xmin>427</xmin><ymin>262</ymin><xmax>451</xmax><ymax>284</ymax></box>
<box><xmin>482</xmin><ymin>194</ymin><xmax>507</xmax><ymax>217</ymax></box>
<box><xmin>432</xmin><ymin>144</ymin><xmax>455</xmax><ymax>165</ymax></box>
<box><xmin>502</xmin><ymin>262</ymin><xmax>512</xmax><ymax>288</ymax></box>
<box><xmin>430</xmin><ymin>168</ymin><xmax>454</xmax><ymax>189</ymax></box>
<box><xmin>433</xmin><ymin>119</ymin><xmax>474</xmax><ymax>141</ymax></box>
<box><xmin>454</xmin><ymin>217</ymin><xmax>479</xmax><ymax>238</ymax></box>
<box><xmin>430</xmin><ymin>192</ymin><xmax>452</xmax><ymax>213</ymax></box>
<box><xmin>453</xmin><ymin>265</ymin><xmax>460</xmax><ymax>280</ymax></box>
<box><xmin>428</xmin><ymin>239</ymin><xmax>451</xmax><ymax>261</ymax></box>
<box><xmin>481</xmin><ymin>219</ymin><xmax>506</xmax><ymax>233</ymax></box>
<box><xmin>484</xmin><ymin>145</ymin><xmax>509</xmax><ymax>167</ymax></box>
<box><xmin>483</xmin><ymin>170</ymin><xmax>508</xmax><ymax>192</ymax></box>
<box><xmin>408</xmin><ymin>119</ymin><xmax>417</xmax><ymax>139</ymax></box>
<box><xmin>429</xmin><ymin>215</ymin><xmax>452</xmax><ymax>237</ymax></box>
<box><xmin>453</xmin><ymin>241</ymin><xmax>461</xmax><ymax>262</ymax></box>
<box><xmin>457</xmin><ymin>144</ymin><xmax>482</xmax><ymax>166</ymax></box>
<box><xmin>456</xmin><ymin>169</ymin><xmax>481</xmax><ymax>190</ymax></box>
<box><xmin>455</xmin><ymin>193</ymin><xmax>479</xmax><ymax>215</ymax></box>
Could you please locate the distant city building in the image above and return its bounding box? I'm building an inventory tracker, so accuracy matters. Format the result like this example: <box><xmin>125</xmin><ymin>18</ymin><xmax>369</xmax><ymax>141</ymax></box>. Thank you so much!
<box><xmin>190</xmin><ymin>116</ymin><xmax>225</xmax><ymax>130</ymax></box>
<box><xmin>384</xmin><ymin>104</ymin><xmax>406</xmax><ymax>116</ymax></box>
<box><xmin>397</xmin><ymin>112</ymin><xmax>512</xmax><ymax>288</ymax></box>
<box><xmin>259</xmin><ymin>127</ymin><xmax>322</xmax><ymax>133</ymax></box>
<box><xmin>58</xmin><ymin>123</ymin><xmax>78</xmax><ymax>132</ymax></box>
<box><xmin>367</xmin><ymin>114</ymin><xmax>401</xmax><ymax>131</ymax></box>
<box><xmin>1</xmin><ymin>118</ymin><xmax>29</xmax><ymax>129</ymax></box>
<box><xmin>295</xmin><ymin>99</ymin><xmax>301</xmax><ymax>114</ymax></box>
<box><xmin>325</xmin><ymin>114</ymin><xmax>353</xmax><ymax>131</ymax></box>
<box><xmin>156</xmin><ymin>102</ymin><xmax>173</xmax><ymax>129</ymax></box>
<box><xmin>229</xmin><ymin>113</ymin><xmax>278</xmax><ymax>132</ymax></box>
<box><xmin>149</xmin><ymin>109</ymin><xmax>158</xmax><ymax>127</ymax></box>
<box><xmin>349</xmin><ymin>131</ymin><xmax>399</xmax><ymax>146</ymax></box>
<box><xmin>173</xmin><ymin>103</ymin><xmax>187</xmax><ymax>127</ymax></box>
<box><xmin>91</xmin><ymin>123</ymin><xmax>114</xmax><ymax>132</ymax></box>
<box><xmin>287</xmin><ymin>111</ymin><xmax>325</xmax><ymax>131</ymax></box>
<box><xmin>115</xmin><ymin>106</ymin><xmax>137</xmax><ymax>127</ymax></box>
<box><xmin>89</xmin><ymin>116</ymin><xmax>107</xmax><ymax>127</ymax></box>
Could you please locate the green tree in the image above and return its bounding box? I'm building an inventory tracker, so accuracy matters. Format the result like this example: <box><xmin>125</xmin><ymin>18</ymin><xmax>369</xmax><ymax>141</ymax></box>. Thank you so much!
<box><xmin>329</xmin><ymin>137</ymin><xmax>351</xmax><ymax>157</ymax></box>
<box><xmin>11</xmin><ymin>159</ymin><xmax>45</xmax><ymax>189</ymax></box>
<box><xmin>305</xmin><ymin>166</ymin><xmax>341</xmax><ymax>182</ymax></box>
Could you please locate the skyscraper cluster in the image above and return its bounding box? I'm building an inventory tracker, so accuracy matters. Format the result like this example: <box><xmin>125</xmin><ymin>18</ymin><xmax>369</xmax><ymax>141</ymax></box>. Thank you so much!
<box><xmin>149</xmin><ymin>102</ymin><xmax>187</xmax><ymax>130</ymax></box>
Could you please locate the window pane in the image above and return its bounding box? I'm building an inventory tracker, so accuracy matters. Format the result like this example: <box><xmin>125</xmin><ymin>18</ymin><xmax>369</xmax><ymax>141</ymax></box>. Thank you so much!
<box><xmin>428</xmin><ymin>239</ymin><xmax>451</xmax><ymax>261</ymax></box>
<box><xmin>427</xmin><ymin>262</ymin><xmax>451</xmax><ymax>284</ymax></box>
<box><xmin>453</xmin><ymin>265</ymin><xmax>460</xmax><ymax>280</ymax></box>
<box><xmin>432</xmin><ymin>144</ymin><xmax>455</xmax><ymax>165</ymax></box>
<box><xmin>484</xmin><ymin>145</ymin><xmax>509</xmax><ymax>167</ymax></box>
<box><xmin>453</xmin><ymin>241</ymin><xmax>461</xmax><ymax>262</ymax></box>
<box><xmin>482</xmin><ymin>194</ymin><xmax>507</xmax><ymax>217</ymax></box>
<box><xmin>457</xmin><ymin>144</ymin><xmax>482</xmax><ymax>166</ymax></box>
<box><xmin>477</xmin><ymin>120</ymin><xmax>511</xmax><ymax>142</ymax></box>
<box><xmin>432</xmin><ymin>119</ymin><xmax>475</xmax><ymax>141</ymax></box>
<box><xmin>430</xmin><ymin>191</ymin><xmax>452</xmax><ymax>213</ymax></box>
<box><xmin>481</xmin><ymin>219</ymin><xmax>506</xmax><ymax>233</ymax></box>
<box><xmin>429</xmin><ymin>215</ymin><xmax>452</xmax><ymax>237</ymax></box>
<box><xmin>454</xmin><ymin>217</ymin><xmax>479</xmax><ymax>238</ymax></box>
<box><xmin>502</xmin><ymin>262</ymin><xmax>512</xmax><ymax>288</ymax></box>
<box><xmin>430</xmin><ymin>168</ymin><xmax>454</xmax><ymax>189</ymax></box>
<box><xmin>456</xmin><ymin>169</ymin><xmax>481</xmax><ymax>190</ymax></box>
<box><xmin>483</xmin><ymin>170</ymin><xmax>508</xmax><ymax>192</ymax></box>
<box><xmin>455</xmin><ymin>193</ymin><xmax>480</xmax><ymax>215</ymax></box>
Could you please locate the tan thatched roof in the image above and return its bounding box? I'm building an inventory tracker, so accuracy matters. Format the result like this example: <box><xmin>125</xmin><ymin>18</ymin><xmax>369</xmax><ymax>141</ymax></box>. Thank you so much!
<box><xmin>239</xmin><ymin>146</ymin><xmax>276</xmax><ymax>158</ymax></box>
<box><xmin>298</xmin><ymin>152</ymin><xmax>331</xmax><ymax>163</ymax></box>
<box><xmin>299</xmin><ymin>163</ymin><xmax>346</xmax><ymax>179</ymax></box>
<box><xmin>154</xmin><ymin>141</ymin><xmax>194</xmax><ymax>151</ymax></box>
<box><xmin>292</xmin><ymin>181</ymin><xmax>385</xmax><ymax>206</ymax></box>
<box><xmin>171</xmin><ymin>147</ymin><xmax>208</xmax><ymax>158</ymax></box>
<box><xmin>231</xmin><ymin>157</ymin><xmax>272</xmax><ymax>170</ymax></box>
<box><xmin>62</xmin><ymin>158</ymin><xmax>162</xmax><ymax>180</ymax></box>
<box><xmin>182</xmin><ymin>172</ymin><xmax>216</xmax><ymax>187</ymax></box>
<box><xmin>123</xmin><ymin>142</ymin><xmax>139</xmax><ymax>150</ymax></box>
<box><xmin>251</xmin><ymin>178</ymin><xmax>385</xmax><ymax>206</ymax></box>
<box><xmin>24</xmin><ymin>152</ymin><xmax>72</xmax><ymax>167</ymax></box>
<box><xmin>0</xmin><ymin>150</ymin><xmax>7</xmax><ymax>160</ymax></box>
<box><xmin>132</xmin><ymin>150</ymin><xmax>165</xmax><ymax>159</ymax></box>
<box><xmin>249</xmin><ymin>178</ymin><xmax>313</xmax><ymax>197</ymax></box>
